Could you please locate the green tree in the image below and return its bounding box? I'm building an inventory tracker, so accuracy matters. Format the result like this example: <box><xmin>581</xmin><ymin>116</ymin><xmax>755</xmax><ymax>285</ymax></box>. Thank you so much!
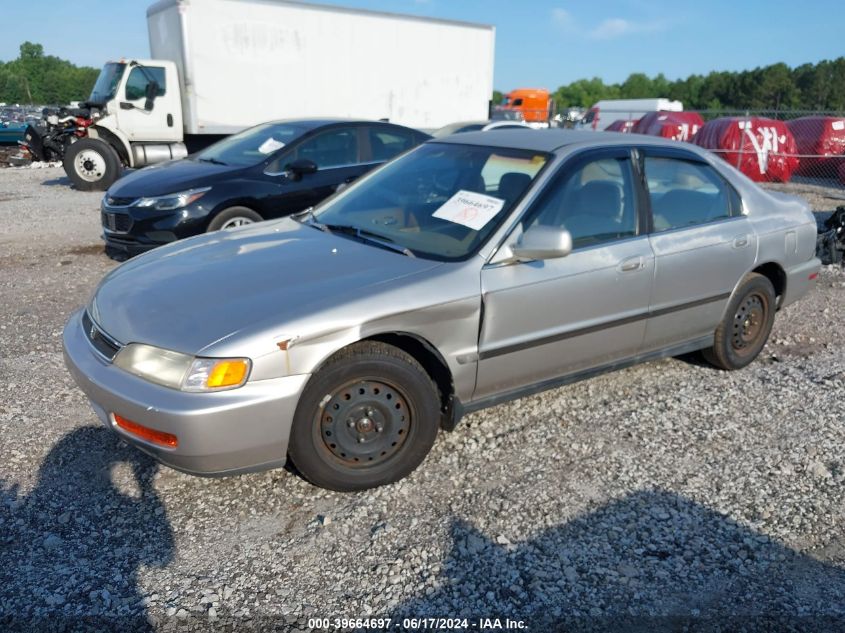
<box><xmin>0</xmin><ymin>41</ymin><xmax>99</xmax><ymax>105</ymax></box>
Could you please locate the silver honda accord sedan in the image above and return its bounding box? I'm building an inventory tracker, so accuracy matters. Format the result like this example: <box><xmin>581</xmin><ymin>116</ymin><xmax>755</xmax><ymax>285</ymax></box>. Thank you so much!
<box><xmin>63</xmin><ymin>130</ymin><xmax>820</xmax><ymax>490</ymax></box>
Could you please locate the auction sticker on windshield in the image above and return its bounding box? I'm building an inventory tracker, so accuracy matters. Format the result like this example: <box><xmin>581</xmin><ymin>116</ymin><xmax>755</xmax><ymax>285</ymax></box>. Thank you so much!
<box><xmin>433</xmin><ymin>190</ymin><xmax>505</xmax><ymax>231</ymax></box>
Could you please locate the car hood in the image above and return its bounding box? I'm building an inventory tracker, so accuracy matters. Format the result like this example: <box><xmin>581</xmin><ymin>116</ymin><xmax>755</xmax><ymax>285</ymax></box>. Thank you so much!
<box><xmin>90</xmin><ymin>219</ymin><xmax>443</xmax><ymax>354</ymax></box>
<box><xmin>107</xmin><ymin>158</ymin><xmax>250</xmax><ymax>198</ymax></box>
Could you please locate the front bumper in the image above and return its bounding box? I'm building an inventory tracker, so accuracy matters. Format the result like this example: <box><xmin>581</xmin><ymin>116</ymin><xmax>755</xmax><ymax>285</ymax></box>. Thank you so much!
<box><xmin>101</xmin><ymin>199</ymin><xmax>209</xmax><ymax>258</ymax></box>
<box><xmin>62</xmin><ymin>309</ymin><xmax>310</xmax><ymax>476</ymax></box>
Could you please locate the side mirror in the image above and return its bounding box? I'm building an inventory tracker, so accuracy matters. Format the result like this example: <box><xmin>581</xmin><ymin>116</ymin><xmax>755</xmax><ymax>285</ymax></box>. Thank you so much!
<box><xmin>144</xmin><ymin>82</ymin><xmax>159</xmax><ymax>111</ymax></box>
<box><xmin>511</xmin><ymin>225</ymin><xmax>572</xmax><ymax>261</ymax></box>
<box><xmin>284</xmin><ymin>158</ymin><xmax>318</xmax><ymax>182</ymax></box>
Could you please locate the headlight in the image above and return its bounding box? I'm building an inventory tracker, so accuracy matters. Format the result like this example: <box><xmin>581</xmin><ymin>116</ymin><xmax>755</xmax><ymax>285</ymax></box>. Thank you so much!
<box><xmin>134</xmin><ymin>187</ymin><xmax>211</xmax><ymax>211</ymax></box>
<box><xmin>113</xmin><ymin>343</ymin><xmax>251</xmax><ymax>391</ymax></box>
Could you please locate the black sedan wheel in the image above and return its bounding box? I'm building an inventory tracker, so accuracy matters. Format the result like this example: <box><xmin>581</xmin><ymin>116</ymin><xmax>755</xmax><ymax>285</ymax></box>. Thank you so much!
<box><xmin>207</xmin><ymin>206</ymin><xmax>262</xmax><ymax>232</ymax></box>
<box><xmin>703</xmin><ymin>273</ymin><xmax>776</xmax><ymax>370</ymax></box>
<box><xmin>288</xmin><ymin>341</ymin><xmax>440</xmax><ymax>491</ymax></box>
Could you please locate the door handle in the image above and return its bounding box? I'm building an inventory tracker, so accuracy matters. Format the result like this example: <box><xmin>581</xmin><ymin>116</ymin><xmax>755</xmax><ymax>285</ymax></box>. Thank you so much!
<box><xmin>733</xmin><ymin>234</ymin><xmax>749</xmax><ymax>248</ymax></box>
<box><xmin>618</xmin><ymin>256</ymin><xmax>643</xmax><ymax>272</ymax></box>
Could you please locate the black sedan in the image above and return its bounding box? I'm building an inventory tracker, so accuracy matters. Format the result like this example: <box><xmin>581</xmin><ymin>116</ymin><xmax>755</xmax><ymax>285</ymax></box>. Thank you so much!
<box><xmin>100</xmin><ymin>119</ymin><xmax>430</xmax><ymax>258</ymax></box>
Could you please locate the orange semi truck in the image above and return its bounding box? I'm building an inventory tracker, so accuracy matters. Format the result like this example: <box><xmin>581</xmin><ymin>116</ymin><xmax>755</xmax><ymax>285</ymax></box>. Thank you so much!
<box><xmin>496</xmin><ymin>88</ymin><xmax>553</xmax><ymax>126</ymax></box>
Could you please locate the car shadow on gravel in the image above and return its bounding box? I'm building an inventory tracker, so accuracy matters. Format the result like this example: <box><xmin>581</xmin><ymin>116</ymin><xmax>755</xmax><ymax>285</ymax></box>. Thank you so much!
<box><xmin>390</xmin><ymin>490</ymin><xmax>845</xmax><ymax>632</ymax></box>
<box><xmin>0</xmin><ymin>426</ymin><xmax>173</xmax><ymax>632</ymax></box>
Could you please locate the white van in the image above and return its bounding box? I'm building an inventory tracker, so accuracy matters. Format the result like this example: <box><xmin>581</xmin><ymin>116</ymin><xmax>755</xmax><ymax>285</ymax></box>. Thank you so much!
<box><xmin>581</xmin><ymin>98</ymin><xmax>683</xmax><ymax>131</ymax></box>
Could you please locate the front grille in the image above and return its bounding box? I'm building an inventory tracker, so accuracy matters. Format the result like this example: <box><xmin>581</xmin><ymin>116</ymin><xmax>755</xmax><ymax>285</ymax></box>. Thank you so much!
<box><xmin>102</xmin><ymin>211</ymin><xmax>133</xmax><ymax>233</ymax></box>
<box><xmin>105</xmin><ymin>196</ymin><xmax>136</xmax><ymax>207</ymax></box>
<box><xmin>81</xmin><ymin>310</ymin><xmax>122</xmax><ymax>361</ymax></box>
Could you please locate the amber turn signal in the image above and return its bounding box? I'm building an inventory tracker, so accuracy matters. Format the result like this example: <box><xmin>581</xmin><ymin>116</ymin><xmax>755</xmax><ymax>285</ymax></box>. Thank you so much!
<box><xmin>206</xmin><ymin>360</ymin><xmax>249</xmax><ymax>388</ymax></box>
<box><xmin>112</xmin><ymin>413</ymin><xmax>178</xmax><ymax>448</ymax></box>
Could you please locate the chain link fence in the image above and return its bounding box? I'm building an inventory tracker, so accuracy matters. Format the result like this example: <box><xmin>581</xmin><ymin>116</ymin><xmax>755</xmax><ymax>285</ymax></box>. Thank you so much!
<box><xmin>587</xmin><ymin>108</ymin><xmax>845</xmax><ymax>193</ymax></box>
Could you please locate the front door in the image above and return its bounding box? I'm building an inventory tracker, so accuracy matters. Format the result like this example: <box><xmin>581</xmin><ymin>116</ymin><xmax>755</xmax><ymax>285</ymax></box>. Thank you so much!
<box><xmin>115</xmin><ymin>64</ymin><xmax>181</xmax><ymax>143</ymax></box>
<box><xmin>261</xmin><ymin>126</ymin><xmax>372</xmax><ymax>218</ymax></box>
<box><xmin>475</xmin><ymin>149</ymin><xmax>654</xmax><ymax>400</ymax></box>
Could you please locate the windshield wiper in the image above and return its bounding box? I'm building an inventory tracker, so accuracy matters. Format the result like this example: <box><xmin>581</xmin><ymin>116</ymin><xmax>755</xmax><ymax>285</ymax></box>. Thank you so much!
<box><xmin>197</xmin><ymin>157</ymin><xmax>227</xmax><ymax>166</ymax></box>
<box><xmin>323</xmin><ymin>223</ymin><xmax>416</xmax><ymax>258</ymax></box>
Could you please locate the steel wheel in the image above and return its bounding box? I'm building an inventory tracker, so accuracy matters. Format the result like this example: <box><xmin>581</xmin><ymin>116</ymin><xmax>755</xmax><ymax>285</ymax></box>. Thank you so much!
<box><xmin>703</xmin><ymin>272</ymin><xmax>776</xmax><ymax>370</ymax></box>
<box><xmin>288</xmin><ymin>341</ymin><xmax>441</xmax><ymax>491</ymax></box>
<box><xmin>731</xmin><ymin>292</ymin><xmax>767</xmax><ymax>356</ymax></box>
<box><xmin>315</xmin><ymin>379</ymin><xmax>411</xmax><ymax>468</ymax></box>
<box><xmin>74</xmin><ymin>149</ymin><xmax>107</xmax><ymax>182</ymax></box>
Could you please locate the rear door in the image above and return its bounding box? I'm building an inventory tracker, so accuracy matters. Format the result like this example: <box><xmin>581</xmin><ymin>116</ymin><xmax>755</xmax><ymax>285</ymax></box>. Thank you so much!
<box><xmin>639</xmin><ymin>148</ymin><xmax>756</xmax><ymax>351</ymax></box>
<box><xmin>475</xmin><ymin>148</ymin><xmax>654</xmax><ymax>399</ymax></box>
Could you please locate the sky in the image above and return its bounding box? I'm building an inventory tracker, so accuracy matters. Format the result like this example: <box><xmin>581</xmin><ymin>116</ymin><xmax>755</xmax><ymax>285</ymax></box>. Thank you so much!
<box><xmin>2</xmin><ymin>0</ymin><xmax>842</xmax><ymax>91</ymax></box>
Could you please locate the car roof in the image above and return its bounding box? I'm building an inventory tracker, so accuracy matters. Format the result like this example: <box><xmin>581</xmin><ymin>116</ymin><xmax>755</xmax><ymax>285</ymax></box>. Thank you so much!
<box><xmin>432</xmin><ymin>128</ymin><xmax>696</xmax><ymax>154</ymax></box>
<box><xmin>262</xmin><ymin>118</ymin><xmax>422</xmax><ymax>132</ymax></box>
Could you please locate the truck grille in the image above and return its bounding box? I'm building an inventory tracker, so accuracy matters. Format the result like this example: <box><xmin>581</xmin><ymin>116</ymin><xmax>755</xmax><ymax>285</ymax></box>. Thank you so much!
<box><xmin>82</xmin><ymin>310</ymin><xmax>122</xmax><ymax>361</ymax></box>
<box><xmin>102</xmin><ymin>211</ymin><xmax>133</xmax><ymax>233</ymax></box>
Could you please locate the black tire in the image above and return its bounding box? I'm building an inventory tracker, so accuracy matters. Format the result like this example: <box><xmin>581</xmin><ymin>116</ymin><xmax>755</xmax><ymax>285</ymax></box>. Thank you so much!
<box><xmin>62</xmin><ymin>138</ymin><xmax>123</xmax><ymax>191</ymax></box>
<box><xmin>703</xmin><ymin>273</ymin><xmax>776</xmax><ymax>370</ymax></box>
<box><xmin>288</xmin><ymin>341</ymin><xmax>440</xmax><ymax>491</ymax></box>
<box><xmin>206</xmin><ymin>206</ymin><xmax>263</xmax><ymax>232</ymax></box>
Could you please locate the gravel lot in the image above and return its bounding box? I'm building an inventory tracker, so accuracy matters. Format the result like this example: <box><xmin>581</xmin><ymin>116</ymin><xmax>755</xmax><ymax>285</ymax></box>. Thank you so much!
<box><xmin>1</xmin><ymin>166</ymin><xmax>844</xmax><ymax>632</ymax></box>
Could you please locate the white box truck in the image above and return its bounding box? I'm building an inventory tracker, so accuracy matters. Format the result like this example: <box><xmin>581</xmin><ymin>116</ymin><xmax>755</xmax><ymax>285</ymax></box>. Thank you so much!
<box><xmin>24</xmin><ymin>0</ymin><xmax>495</xmax><ymax>190</ymax></box>
<box><xmin>580</xmin><ymin>98</ymin><xmax>683</xmax><ymax>131</ymax></box>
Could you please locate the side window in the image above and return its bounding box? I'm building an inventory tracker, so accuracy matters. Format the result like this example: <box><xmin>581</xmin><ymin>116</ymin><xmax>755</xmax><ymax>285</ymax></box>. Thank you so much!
<box><xmin>295</xmin><ymin>128</ymin><xmax>359</xmax><ymax>169</ymax></box>
<box><xmin>124</xmin><ymin>67</ymin><xmax>166</xmax><ymax>100</ymax></box>
<box><xmin>369</xmin><ymin>127</ymin><xmax>415</xmax><ymax>162</ymax></box>
<box><xmin>645</xmin><ymin>157</ymin><xmax>738</xmax><ymax>232</ymax></box>
<box><xmin>526</xmin><ymin>156</ymin><xmax>638</xmax><ymax>249</ymax></box>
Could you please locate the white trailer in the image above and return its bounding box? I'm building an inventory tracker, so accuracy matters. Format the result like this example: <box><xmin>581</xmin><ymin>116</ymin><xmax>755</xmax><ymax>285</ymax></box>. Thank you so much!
<box><xmin>581</xmin><ymin>98</ymin><xmax>683</xmax><ymax>131</ymax></box>
<box><xmin>52</xmin><ymin>0</ymin><xmax>495</xmax><ymax>190</ymax></box>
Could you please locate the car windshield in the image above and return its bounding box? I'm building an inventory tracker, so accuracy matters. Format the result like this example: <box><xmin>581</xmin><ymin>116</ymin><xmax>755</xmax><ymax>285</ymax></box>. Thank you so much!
<box><xmin>312</xmin><ymin>143</ymin><xmax>550</xmax><ymax>261</ymax></box>
<box><xmin>196</xmin><ymin>122</ymin><xmax>311</xmax><ymax>167</ymax></box>
<box><xmin>89</xmin><ymin>63</ymin><xmax>126</xmax><ymax>104</ymax></box>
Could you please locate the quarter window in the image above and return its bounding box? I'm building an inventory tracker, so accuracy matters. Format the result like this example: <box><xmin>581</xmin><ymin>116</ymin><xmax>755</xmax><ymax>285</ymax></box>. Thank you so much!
<box><xmin>645</xmin><ymin>157</ymin><xmax>740</xmax><ymax>232</ymax></box>
<box><xmin>124</xmin><ymin>66</ymin><xmax>166</xmax><ymax>100</ymax></box>
<box><xmin>295</xmin><ymin>128</ymin><xmax>359</xmax><ymax>169</ymax></box>
<box><xmin>526</xmin><ymin>156</ymin><xmax>638</xmax><ymax>249</ymax></box>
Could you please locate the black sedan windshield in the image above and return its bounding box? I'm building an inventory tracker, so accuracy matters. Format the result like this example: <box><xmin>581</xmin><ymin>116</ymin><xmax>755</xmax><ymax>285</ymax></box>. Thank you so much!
<box><xmin>313</xmin><ymin>143</ymin><xmax>549</xmax><ymax>261</ymax></box>
<box><xmin>196</xmin><ymin>122</ymin><xmax>312</xmax><ymax>168</ymax></box>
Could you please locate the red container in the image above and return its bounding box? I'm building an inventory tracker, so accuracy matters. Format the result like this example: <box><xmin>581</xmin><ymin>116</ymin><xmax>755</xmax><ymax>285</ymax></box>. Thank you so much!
<box><xmin>632</xmin><ymin>111</ymin><xmax>704</xmax><ymax>141</ymax></box>
<box><xmin>786</xmin><ymin>116</ymin><xmax>845</xmax><ymax>176</ymax></box>
<box><xmin>605</xmin><ymin>118</ymin><xmax>639</xmax><ymax>133</ymax></box>
<box><xmin>692</xmin><ymin>117</ymin><xmax>799</xmax><ymax>182</ymax></box>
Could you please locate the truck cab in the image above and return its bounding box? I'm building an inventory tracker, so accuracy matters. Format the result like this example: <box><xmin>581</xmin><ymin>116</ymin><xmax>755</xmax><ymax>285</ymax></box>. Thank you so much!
<box><xmin>496</xmin><ymin>88</ymin><xmax>552</xmax><ymax>127</ymax></box>
<box><xmin>56</xmin><ymin>59</ymin><xmax>189</xmax><ymax>191</ymax></box>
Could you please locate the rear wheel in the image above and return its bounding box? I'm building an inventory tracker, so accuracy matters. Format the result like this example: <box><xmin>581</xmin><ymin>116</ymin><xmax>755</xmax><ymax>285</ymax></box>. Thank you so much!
<box><xmin>703</xmin><ymin>273</ymin><xmax>776</xmax><ymax>370</ymax></box>
<box><xmin>206</xmin><ymin>206</ymin><xmax>262</xmax><ymax>232</ymax></box>
<box><xmin>63</xmin><ymin>138</ymin><xmax>123</xmax><ymax>191</ymax></box>
<box><xmin>288</xmin><ymin>342</ymin><xmax>440</xmax><ymax>491</ymax></box>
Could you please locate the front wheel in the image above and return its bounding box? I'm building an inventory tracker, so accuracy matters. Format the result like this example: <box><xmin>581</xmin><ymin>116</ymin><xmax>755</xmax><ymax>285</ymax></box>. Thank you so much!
<box><xmin>62</xmin><ymin>138</ymin><xmax>123</xmax><ymax>191</ymax></box>
<box><xmin>288</xmin><ymin>342</ymin><xmax>440</xmax><ymax>491</ymax></box>
<box><xmin>206</xmin><ymin>206</ymin><xmax>262</xmax><ymax>232</ymax></box>
<box><xmin>703</xmin><ymin>273</ymin><xmax>776</xmax><ymax>370</ymax></box>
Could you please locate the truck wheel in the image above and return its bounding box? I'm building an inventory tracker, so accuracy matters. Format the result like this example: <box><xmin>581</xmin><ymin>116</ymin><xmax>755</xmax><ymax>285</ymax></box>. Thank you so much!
<box><xmin>703</xmin><ymin>273</ymin><xmax>776</xmax><ymax>371</ymax></box>
<box><xmin>63</xmin><ymin>138</ymin><xmax>123</xmax><ymax>192</ymax></box>
<box><xmin>206</xmin><ymin>207</ymin><xmax>263</xmax><ymax>232</ymax></box>
<box><xmin>288</xmin><ymin>341</ymin><xmax>440</xmax><ymax>491</ymax></box>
